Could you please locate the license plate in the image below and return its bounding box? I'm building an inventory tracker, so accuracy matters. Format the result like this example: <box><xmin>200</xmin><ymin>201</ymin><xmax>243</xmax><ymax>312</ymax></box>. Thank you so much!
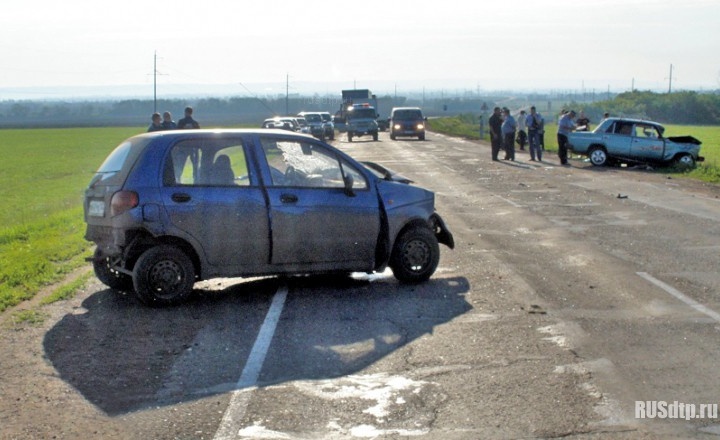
<box><xmin>88</xmin><ymin>200</ymin><xmax>105</xmax><ymax>217</ymax></box>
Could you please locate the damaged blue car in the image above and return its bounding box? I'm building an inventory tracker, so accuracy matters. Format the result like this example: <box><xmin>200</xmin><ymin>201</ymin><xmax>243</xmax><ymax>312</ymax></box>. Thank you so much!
<box><xmin>84</xmin><ymin>129</ymin><xmax>454</xmax><ymax>306</ymax></box>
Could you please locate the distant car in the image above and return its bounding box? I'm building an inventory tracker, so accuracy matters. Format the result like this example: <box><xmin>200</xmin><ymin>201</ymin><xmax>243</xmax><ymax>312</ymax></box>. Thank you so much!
<box><xmin>567</xmin><ymin>118</ymin><xmax>704</xmax><ymax>168</ymax></box>
<box><xmin>261</xmin><ymin>118</ymin><xmax>293</xmax><ymax>130</ymax></box>
<box><xmin>298</xmin><ymin>112</ymin><xmax>334</xmax><ymax>140</ymax></box>
<box><xmin>84</xmin><ymin>129</ymin><xmax>454</xmax><ymax>306</ymax></box>
<box><xmin>318</xmin><ymin>111</ymin><xmax>336</xmax><ymax>140</ymax></box>
<box><xmin>390</xmin><ymin>107</ymin><xmax>426</xmax><ymax>141</ymax></box>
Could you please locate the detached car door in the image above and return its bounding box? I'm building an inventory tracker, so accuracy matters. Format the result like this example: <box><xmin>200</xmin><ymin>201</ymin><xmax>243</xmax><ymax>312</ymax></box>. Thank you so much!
<box><xmin>160</xmin><ymin>136</ymin><xmax>271</xmax><ymax>269</ymax></box>
<box><xmin>258</xmin><ymin>135</ymin><xmax>380</xmax><ymax>268</ymax></box>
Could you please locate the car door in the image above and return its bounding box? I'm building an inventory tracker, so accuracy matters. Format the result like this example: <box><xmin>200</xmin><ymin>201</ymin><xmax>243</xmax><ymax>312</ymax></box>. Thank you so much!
<box><xmin>605</xmin><ymin>120</ymin><xmax>634</xmax><ymax>157</ymax></box>
<box><xmin>629</xmin><ymin>123</ymin><xmax>664</xmax><ymax>161</ymax></box>
<box><xmin>159</xmin><ymin>136</ymin><xmax>271</xmax><ymax>270</ymax></box>
<box><xmin>258</xmin><ymin>136</ymin><xmax>380</xmax><ymax>268</ymax></box>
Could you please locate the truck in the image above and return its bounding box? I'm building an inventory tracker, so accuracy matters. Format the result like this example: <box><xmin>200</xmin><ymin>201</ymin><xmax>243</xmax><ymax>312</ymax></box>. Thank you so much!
<box><xmin>334</xmin><ymin>89</ymin><xmax>382</xmax><ymax>139</ymax></box>
<box><xmin>346</xmin><ymin>104</ymin><xmax>379</xmax><ymax>142</ymax></box>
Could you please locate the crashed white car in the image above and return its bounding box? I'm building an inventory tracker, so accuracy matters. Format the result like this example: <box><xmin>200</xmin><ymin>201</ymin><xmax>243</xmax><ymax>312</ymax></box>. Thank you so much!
<box><xmin>567</xmin><ymin>118</ymin><xmax>704</xmax><ymax>168</ymax></box>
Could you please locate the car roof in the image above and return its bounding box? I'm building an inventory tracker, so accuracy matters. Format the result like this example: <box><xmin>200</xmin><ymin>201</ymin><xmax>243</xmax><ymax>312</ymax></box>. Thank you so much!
<box><xmin>135</xmin><ymin>128</ymin><xmax>317</xmax><ymax>139</ymax></box>
<box><xmin>605</xmin><ymin>117</ymin><xmax>660</xmax><ymax>125</ymax></box>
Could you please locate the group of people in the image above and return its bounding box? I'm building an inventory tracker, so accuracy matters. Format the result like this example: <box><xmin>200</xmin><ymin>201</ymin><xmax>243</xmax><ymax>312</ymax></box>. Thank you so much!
<box><xmin>147</xmin><ymin>106</ymin><xmax>200</xmax><ymax>132</ymax></box>
<box><xmin>489</xmin><ymin>106</ymin><xmax>593</xmax><ymax>165</ymax></box>
<box><xmin>489</xmin><ymin>106</ymin><xmax>546</xmax><ymax>162</ymax></box>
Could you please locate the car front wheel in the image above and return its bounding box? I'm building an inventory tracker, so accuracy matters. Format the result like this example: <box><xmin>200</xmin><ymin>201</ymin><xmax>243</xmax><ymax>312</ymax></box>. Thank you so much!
<box><xmin>588</xmin><ymin>146</ymin><xmax>608</xmax><ymax>166</ymax></box>
<box><xmin>390</xmin><ymin>227</ymin><xmax>440</xmax><ymax>283</ymax></box>
<box><xmin>133</xmin><ymin>245</ymin><xmax>195</xmax><ymax>306</ymax></box>
<box><xmin>674</xmin><ymin>153</ymin><xmax>695</xmax><ymax>169</ymax></box>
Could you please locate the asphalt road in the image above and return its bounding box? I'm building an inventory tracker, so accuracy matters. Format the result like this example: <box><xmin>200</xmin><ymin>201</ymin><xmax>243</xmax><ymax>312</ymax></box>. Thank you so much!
<box><xmin>2</xmin><ymin>130</ymin><xmax>719</xmax><ymax>439</ymax></box>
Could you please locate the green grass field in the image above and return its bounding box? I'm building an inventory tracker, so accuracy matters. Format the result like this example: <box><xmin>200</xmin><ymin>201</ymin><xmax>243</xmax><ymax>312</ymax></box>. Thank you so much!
<box><xmin>0</xmin><ymin>127</ymin><xmax>141</xmax><ymax>312</ymax></box>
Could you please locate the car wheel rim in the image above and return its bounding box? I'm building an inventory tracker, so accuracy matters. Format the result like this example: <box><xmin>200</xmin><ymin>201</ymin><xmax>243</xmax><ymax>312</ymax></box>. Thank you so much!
<box><xmin>591</xmin><ymin>150</ymin><xmax>606</xmax><ymax>164</ymax></box>
<box><xmin>402</xmin><ymin>239</ymin><xmax>430</xmax><ymax>272</ymax></box>
<box><xmin>679</xmin><ymin>156</ymin><xmax>694</xmax><ymax>166</ymax></box>
<box><xmin>148</xmin><ymin>260</ymin><xmax>185</xmax><ymax>297</ymax></box>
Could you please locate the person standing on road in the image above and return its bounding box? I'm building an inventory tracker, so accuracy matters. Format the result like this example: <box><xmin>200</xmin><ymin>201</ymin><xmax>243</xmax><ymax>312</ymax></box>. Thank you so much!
<box><xmin>489</xmin><ymin>107</ymin><xmax>503</xmax><ymax>161</ymax></box>
<box><xmin>516</xmin><ymin>110</ymin><xmax>527</xmax><ymax>151</ymax></box>
<box><xmin>177</xmin><ymin>106</ymin><xmax>200</xmax><ymax>129</ymax></box>
<box><xmin>501</xmin><ymin>108</ymin><xmax>517</xmax><ymax>161</ymax></box>
<box><xmin>557</xmin><ymin>110</ymin><xmax>577</xmax><ymax>165</ymax></box>
<box><xmin>147</xmin><ymin>112</ymin><xmax>163</xmax><ymax>132</ymax></box>
<box><xmin>526</xmin><ymin>106</ymin><xmax>543</xmax><ymax>161</ymax></box>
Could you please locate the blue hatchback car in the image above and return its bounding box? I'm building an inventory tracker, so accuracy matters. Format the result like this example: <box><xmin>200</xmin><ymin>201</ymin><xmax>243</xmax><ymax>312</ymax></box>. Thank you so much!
<box><xmin>84</xmin><ymin>129</ymin><xmax>454</xmax><ymax>306</ymax></box>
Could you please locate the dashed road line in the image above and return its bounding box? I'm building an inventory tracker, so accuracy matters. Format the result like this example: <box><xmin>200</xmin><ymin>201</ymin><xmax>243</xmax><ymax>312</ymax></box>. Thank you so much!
<box><xmin>213</xmin><ymin>284</ymin><xmax>288</xmax><ymax>440</ymax></box>
<box><xmin>637</xmin><ymin>272</ymin><xmax>720</xmax><ymax>323</ymax></box>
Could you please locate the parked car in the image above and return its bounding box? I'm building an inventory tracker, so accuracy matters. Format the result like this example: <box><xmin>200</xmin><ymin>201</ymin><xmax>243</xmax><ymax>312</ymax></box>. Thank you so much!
<box><xmin>318</xmin><ymin>111</ymin><xmax>336</xmax><ymax>140</ymax></box>
<box><xmin>390</xmin><ymin>107</ymin><xmax>426</xmax><ymax>141</ymax></box>
<box><xmin>567</xmin><ymin>117</ymin><xmax>704</xmax><ymax>168</ymax></box>
<box><xmin>84</xmin><ymin>129</ymin><xmax>454</xmax><ymax>306</ymax></box>
<box><xmin>298</xmin><ymin>111</ymin><xmax>334</xmax><ymax>140</ymax></box>
<box><xmin>261</xmin><ymin>118</ymin><xmax>293</xmax><ymax>130</ymax></box>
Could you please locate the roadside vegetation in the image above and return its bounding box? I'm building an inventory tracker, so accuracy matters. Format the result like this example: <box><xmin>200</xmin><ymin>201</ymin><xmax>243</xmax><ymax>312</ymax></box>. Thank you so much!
<box><xmin>0</xmin><ymin>127</ymin><xmax>140</xmax><ymax>312</ymax></box>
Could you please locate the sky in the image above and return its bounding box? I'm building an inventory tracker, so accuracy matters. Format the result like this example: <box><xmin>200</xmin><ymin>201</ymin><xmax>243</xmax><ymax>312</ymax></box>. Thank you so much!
<box><xmin>1</xmin><ymin>0</ymin><xmax>719</xmax><ymax>99</ymax></box>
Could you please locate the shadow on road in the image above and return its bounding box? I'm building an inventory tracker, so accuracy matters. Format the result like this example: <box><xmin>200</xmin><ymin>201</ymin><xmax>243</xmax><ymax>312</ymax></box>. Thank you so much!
<box><xmin>43</xmin><ymin>274</ymin><xmax>471</xmax><ymax>416</ymax></box>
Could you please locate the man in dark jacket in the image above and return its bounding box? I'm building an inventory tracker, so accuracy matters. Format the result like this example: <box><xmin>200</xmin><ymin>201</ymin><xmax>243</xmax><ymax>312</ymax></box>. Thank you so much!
<box><xmin>489</xmin><ymin>107</ymin><xmax>503</xmax><ymax>161</ymax></box>
<box><xmin>177</xmin><ymin>106</ymin><xmax>200</xmax><ymax>129</ymax></box>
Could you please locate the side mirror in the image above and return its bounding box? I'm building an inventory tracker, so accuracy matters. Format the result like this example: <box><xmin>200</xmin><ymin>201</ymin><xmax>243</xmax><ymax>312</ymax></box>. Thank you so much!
<box><xmin>343</xmin><ymin>174</ymin><xmax>355</xmax><ymax>197</ymax></box>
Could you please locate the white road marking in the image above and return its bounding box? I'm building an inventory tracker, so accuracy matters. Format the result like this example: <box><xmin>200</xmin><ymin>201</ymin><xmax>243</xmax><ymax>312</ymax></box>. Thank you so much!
<box><xmin>213</xmin><ymin>284</ymin><xmax>288</xmax><ymax>440</ymax></box>
<box><xmin>637</xmin><ymin>272</ymin><xmax>720</xmax><ymax>323</ymax></box>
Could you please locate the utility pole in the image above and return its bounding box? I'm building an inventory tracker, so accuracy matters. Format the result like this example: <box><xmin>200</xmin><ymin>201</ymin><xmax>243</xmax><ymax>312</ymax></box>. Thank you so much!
<box><xmin>668</xmin><ymin>64</ymin><xmax>673</xmax><ymax>93</ymax></box>
<box><xmin>285</xmin><ymin>73</ymin><xmax>289</xmax><ymax>115</ymax></box>
<box><xmin>153</xmin><ymin>51</ymin><xmax>158</xmax><ymax>113</ymax></box>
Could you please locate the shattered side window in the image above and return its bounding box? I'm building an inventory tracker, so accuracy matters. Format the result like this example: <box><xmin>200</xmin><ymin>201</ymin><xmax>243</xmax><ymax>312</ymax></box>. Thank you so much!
<box><xmin>260</xmin><ymin>137</ymin><xmax>366</xmax><ymax>189</ymax></box>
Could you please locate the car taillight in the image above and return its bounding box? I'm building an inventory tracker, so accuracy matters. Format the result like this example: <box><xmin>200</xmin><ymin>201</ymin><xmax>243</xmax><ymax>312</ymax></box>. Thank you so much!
<box><xmin>110</xmin><ymin>190</ymin><xmax>139</xmax><ymax>216</ymax></box>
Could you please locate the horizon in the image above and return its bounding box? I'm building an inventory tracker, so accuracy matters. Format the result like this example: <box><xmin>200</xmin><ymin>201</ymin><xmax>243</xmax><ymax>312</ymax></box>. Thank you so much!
<box><xmin>1</xmin><ymin>77</ymin><xmax>716</xmax><ymax>103</ymax></box>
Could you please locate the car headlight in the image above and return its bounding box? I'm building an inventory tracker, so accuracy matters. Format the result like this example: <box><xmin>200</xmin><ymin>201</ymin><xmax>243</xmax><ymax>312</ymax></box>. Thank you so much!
<box><xmin>393</xmin><ymin>124</ymin><xmax>402</xmax><ymax>130</ymax></box>
<box><xmin>417</xmin><ymin>123</ymin><xmax>425</xmax><ymax>130</ymax></box>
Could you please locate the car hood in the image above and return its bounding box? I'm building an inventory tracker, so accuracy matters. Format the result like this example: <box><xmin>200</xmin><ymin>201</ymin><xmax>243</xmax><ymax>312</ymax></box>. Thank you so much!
<box><xmin>667</xmin><ymin>135</ymin><xmax>702</xmax><ymax>145</ymax></box>
<box><xmin>361</xmin><ymin>161</ymin><xmax>414</xmax><ymax>184</ymax></box>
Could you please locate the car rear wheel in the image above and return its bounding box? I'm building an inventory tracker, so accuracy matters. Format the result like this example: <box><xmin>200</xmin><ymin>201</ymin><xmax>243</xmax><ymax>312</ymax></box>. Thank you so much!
<box><xmin>92</xmin><ymin>248</ymin><xmax>133</xmax><ymax>291</ymax></box>
<box><xmin>133</xmin><ymin>245</ymin><xmax>195</xmax><ymax>306</ymax></box>
<box><xmin>390</xmin><ymin>227</ymin><xmax>440</xmax><ymax>283</ymax></box>
<box><xmin>674</xmin><ymin>153</ymin><xmax>695</xmax><ymax>169</ymax></box>
<box><xmin>588</xmin><ymin>146</ymin><xmax>608</xmax><ymax>166</ymax></box>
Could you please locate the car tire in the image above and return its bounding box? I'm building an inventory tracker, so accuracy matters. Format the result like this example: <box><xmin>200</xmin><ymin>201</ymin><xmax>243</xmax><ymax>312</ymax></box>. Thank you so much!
<box><xmin>133</xmin><ymin>245</ymin><xmax>195</xmax><ymax>306</ymax></box>
<box><xmin>390</xmin><ymin>134</ymin><xmax>396</xmax><ymax>140</ymax></box>
<box><xmin>419</xmin><ymin>134</ymin><xmax>425</xmax><ymax>141</ymax></box>
<box><xmin>372</xmin><ymin>132</ymin><xmax>378</xmax><ymax>141</ymax></box>
<box><xmin>389</xmin><ymin>226</ymin><xmax>440</xmax><ymax>283</ymax></box>
<box><xmin>92</xmin><ymin>248</ymin><xmax>133</xmax><ymax>291</ymax></box>
<box><xmin>674</xmin><ymin>153</ymin><xmax>695</xmax><ymax>169</ymax></box>
<box><xmin>348</xmin><ymin>132</ymin><xmax>353</xmax><ymax>142</ymax></box>
<box><xmin>588</xmin><ymin>146</ymin><xmax>608</xmax><ymax>166</ymax></box>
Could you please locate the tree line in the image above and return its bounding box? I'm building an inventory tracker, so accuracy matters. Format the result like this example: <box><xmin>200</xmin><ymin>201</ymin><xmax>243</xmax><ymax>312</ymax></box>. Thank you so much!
<box><xmin>568</xmin><ymin>90</ymin><xmax>720</xmax><ymax>125</ymax></box>
<box><xmin>1</xmin><ymin>90</ymin><xmax>717</xmax><ymax>128</ymax></box>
